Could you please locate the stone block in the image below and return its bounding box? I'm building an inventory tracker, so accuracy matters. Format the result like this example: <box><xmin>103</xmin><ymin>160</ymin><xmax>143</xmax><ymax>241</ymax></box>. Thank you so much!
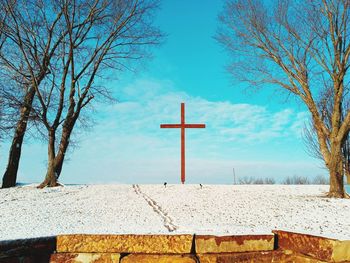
<box><xmin>198</xmin><ymin>251</ymin><xmax>294</xmax><ymax>263</ymax></box>
<box><xmin>56</xmin><ymin>234</ymin><xmax>193</xmax><ymax>254</ymax></box>
<box><xmin>0</xmin><ymin>237</ymin><xmax>56</xmax><ymax>263</ymax></box>
<box><xmin>121</xmin><ymin>254</ymin><xmax>196</xmax><ymax>263</ymax></box>
<box><xmin>50</xmin><ymin>253</ymin><xmax>120</xmax><ymax>263</ymax></box>
<box><xmin>274</xmin><ymin>230</ymin><xmax>350</xmax><ymax>262</ymax></box>
<box><xmin>0</xmin><ymin>254</ymin><xmax>52</xmax><ymax>263</ymax></box>
<box><xmin>195</xmin><ymin>234</ymin><xmax>274</xmax><ymax>253</ymax></box>
<box><xmin>0</xmin><ymin>236</ymin><xmax>56</xmax><ymax>258</ymax></box>
<box><xmin>198</xmin><ymin>250</ymin><xmax>329</xmax><ymax>263</ymax></box>
<box><xmin>292</xmin><ymin>254</ymin><xmax>328</xmax><ymax>263</ymax></box>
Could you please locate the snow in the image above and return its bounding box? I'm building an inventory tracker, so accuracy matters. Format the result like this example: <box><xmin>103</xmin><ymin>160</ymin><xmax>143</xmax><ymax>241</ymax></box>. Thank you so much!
<box><xmin>0</xmin><ymin>184</ymin><xmax>349</xmax><ymax>241</ymax></box>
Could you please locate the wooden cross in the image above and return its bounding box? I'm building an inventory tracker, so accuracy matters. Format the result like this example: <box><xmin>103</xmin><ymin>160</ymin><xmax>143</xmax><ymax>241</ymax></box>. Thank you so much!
<box><xmin>160</xmin><ymin>103</ymin><xmax>206</xmax><ymax>184</ymax></box>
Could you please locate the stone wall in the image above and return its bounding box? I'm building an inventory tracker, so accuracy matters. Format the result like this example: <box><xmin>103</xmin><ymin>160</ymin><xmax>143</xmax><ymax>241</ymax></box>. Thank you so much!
<box><xmin>0</xmin><ymin>231</ymin><xmax>349</xmax><ymax>262</ymax></box>
<box><xmin>0</xmin><ymin>236</ymin><xmax>55</xmax><ymax>262</ymax></box>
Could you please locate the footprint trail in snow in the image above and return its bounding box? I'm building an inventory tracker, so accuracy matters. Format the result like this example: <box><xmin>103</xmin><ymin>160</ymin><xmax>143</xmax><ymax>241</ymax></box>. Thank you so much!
<box><xmin>133</xmin><ymin>184</ymin><xmax>178</xmax><ymax>232</ymax></box>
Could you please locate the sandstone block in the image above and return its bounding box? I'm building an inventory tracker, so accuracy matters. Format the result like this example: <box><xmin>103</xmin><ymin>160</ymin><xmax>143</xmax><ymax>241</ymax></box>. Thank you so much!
<box><xmin>274</xmin><ymin>230</ymin><xmax>350</xmax><ymax>262</ymax></box>
<box><xmin>292</xmin><ymin>254</ymin><xmax>328</xmax><ymax>263</ymax></box>
<box><xmin>198</xmin><ymin>251</ymin><xmax>295</xmax><ymax>263</ymax></box>
<box><xmin>195</xmin><ymin>234</ymin><xmax>274</xmax><ymax>253</ymax></box>
<box><xmin>56</xmin><ymin>234</ymin><xmax>193</xmax><ymax>253</ymax></box>
<box><xmin>121</xmin><ymin>254</ymin><xmax>196</xmax><ymax>263</ymax></box>
<box><xmin>50</xmin><ymin>253</ymin><xmax>120</xmax><ymax>263</ymax></box>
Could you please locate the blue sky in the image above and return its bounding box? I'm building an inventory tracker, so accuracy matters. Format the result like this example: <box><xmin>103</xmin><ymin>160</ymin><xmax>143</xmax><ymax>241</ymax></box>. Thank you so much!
<box><xmin>0</xmin><ymin>0</ymin><xmax>326</xmax><ymax>184</ymax></box>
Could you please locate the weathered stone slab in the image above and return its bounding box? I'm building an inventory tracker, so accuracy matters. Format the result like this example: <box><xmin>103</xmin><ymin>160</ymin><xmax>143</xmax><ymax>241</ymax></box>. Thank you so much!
<box><xmin>50</xmin><ymin>253</ymin><xmax>120</xmax><ymax>263</ymax></box>
<box><xmin>198</xmin><ymin>251</ymin><xmax>296</xmax><ymax>263</ymax></box>
<box><xmin>121</xmin><ymin>254</ymin><xmax>196</xmax><ymax>263</ymax></box>
<box><xmin>195</xmin><ymin>234</ymin><xmax>274</xmax><ymax>253</ymax></box>
<box><xmin>56</xmin><ymin>234</ymin><xmax>193</xmax><ymax>253</ymax></box>
<box><xmin>0</xmin><ymin>255</ymin><xmax>52</xmax><ymax>263</ymax></box>
<box><xmin>198</xmin><ymin>250</ymin><xmax>329</xmax><ymax>263</ymax></box>
<box><xmin>0</xmin><ymin>236</ymin><xmax>56</xmax><ymax>263</ymax></box>
<box><xmin>274</xmin><ymin>230</ymin><xmax>350</xmax><ymax>262</ymax></box>
<box><xmin>293</xmin><ymin>254</ymin><xmax>328</xmax><ymax>263</ymax></box>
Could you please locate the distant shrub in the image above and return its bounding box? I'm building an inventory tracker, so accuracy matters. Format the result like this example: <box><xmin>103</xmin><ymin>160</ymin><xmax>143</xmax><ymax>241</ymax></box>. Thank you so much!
<box><xmin>294</xmin><ymin>175</ymin><xmax>310</xmax><ymax>184</ymax></box>
<box><xmin>238</xmin><ymin>176</ymin><xmax>275</xmax><ymax>185</ymax></box>
<box><xmin>240</xmin><ymin>175</ymin><xmax>329</xmax><ymax>185</ymax></box>
<box><xmin>238</xmin><ymin>176</ymin><xmax>254</xmax><ymax>184</ymax></box>
<box><xmin>312</xmin><ymin>175</ymin><xmax>329</xmax><ymax>185</ymax></box>
<box><xmin>264</xmin><ymin>177</ymin><xmax>276</xmax><ymax>184</ymax></box>
<box><xmin>253</xmin><ymin>178</ymin><xmax>264</xmax><ymax>184</ymax></box>
<box><xmin>282</xmin><ymin>176</ymin><xmax>293</xmax><ymax>185</ymax></box>
<box><xmin>283</xmin><ymin>175</ymin><xmax>310</xmax><ymax>185</ymax></box>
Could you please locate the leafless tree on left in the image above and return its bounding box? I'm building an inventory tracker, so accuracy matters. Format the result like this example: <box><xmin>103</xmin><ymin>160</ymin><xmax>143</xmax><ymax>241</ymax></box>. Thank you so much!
<box><xmin>34</xmin><ymin>0</ymin><xmax>162</xmax><ymax>188</ymax></box>
<box><xmin>0</xmin><ymin>0</ymin><xmax>82</xmax><ymax>188</ymax></box>
<box><xmin>0</xmin><ymin>0</ymin><xmax>162</xmax><ymax>188</ymax></box>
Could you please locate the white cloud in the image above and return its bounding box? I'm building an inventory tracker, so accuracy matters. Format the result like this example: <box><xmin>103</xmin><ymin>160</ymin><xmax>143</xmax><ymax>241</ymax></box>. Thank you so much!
<box><xmin>61</xmin><ymin>78</ymin><xmax>323</xmax><ymax>184</ymax></box>
<box><xmin>1</xmin><ymin>78</ymin><xmax>324</xmax><ymax>184</ymax></box>
<box><xmin>98</xmin><ymin>79</ymin><xmax>308</xmax><ymax>145</ymax></box>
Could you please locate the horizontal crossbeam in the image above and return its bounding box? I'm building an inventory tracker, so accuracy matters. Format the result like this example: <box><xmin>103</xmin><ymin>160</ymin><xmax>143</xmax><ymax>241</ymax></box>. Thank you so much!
<box><xmin>184</xmin><ymin>124</ymin><xmax>206</xmax><ymax>128</ymax></box>
<box><xmin>160</xmin><ymin>124</ymin><xmax>206</xmax><ymax>129</ymax></box>
<box><xmin>160</xmin><ymin>124</ymin><xmax>181</xmax><ymax>128</ymax></box>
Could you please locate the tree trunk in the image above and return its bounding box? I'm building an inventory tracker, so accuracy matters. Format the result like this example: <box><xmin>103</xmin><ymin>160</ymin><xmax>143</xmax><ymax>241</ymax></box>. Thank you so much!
<box><xmin>37</xmin><ymin>158</ymin><xmax>59</xmax><ymax>188</ymax></box>
<box><xmin>54</xmin><ymin>126</ymin><xmax>72</xmax><ymax>178</ymax></box>
<box><xmin>2</xmin><ymin>87</ymin><xmax>35</xmax><ymax>188</ymax></box>
<box><xmin>38</xmin><ymin>118</ymin><xmax>76</xmax><ymax>187</ymax></box>
<box><xmin>327</xmin><ymin>141</ymin><xmax>348</xmax><ymax>198</ymax></box>
<box><xmin>55</xmin><ymin>157</ymin><xmax>64</xmax><ymax>178</ymax></box>
<box><xmin>328</xmin><ymin>165</ymin><xmax>346</xmax><ymax>197</ymax></box>
<box><xmin>346</xmin><ymin>168</ymin><xmax>350</xmax><ymax>185</ymax></box>
<box><xmin>37</xmin><ymin>130</ymin><xmax>59</xmax><ymax>188</ymax></box>
<box><xmin>55</xmin><ymin>118</ymin><xmax>77</xmax><ymax>179</ymax></box>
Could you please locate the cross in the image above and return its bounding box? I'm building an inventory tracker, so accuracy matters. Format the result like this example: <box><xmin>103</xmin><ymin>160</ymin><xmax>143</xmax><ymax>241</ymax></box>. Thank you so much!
<box><xmin>160</xmin><ymin>102</ymin><xmax>206</xmax><ymax>184</ymax></box>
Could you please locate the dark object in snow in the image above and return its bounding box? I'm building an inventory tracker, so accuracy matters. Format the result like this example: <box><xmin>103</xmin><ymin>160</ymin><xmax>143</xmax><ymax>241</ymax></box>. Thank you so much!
<box><xmin>200</xmin><ymin>183</ymin><xmax>203</xmax><ymax>189</ymax></box>
<box><xmin>164</xmin><ymin>182</ymin><xmax>167</xmax><ymax>188</ymax></box>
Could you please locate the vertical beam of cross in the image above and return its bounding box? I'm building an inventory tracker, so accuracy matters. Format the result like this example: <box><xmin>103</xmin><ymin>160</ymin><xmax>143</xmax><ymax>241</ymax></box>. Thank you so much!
<box><xmin>181</xmin><ymin>103</ymin><xmax>185</xmax><ymax>183</ymax></box>
<box><xmin>160</xmin><ymin>103</ymin><xmax>206</xmax><ymax>184</ymax></box>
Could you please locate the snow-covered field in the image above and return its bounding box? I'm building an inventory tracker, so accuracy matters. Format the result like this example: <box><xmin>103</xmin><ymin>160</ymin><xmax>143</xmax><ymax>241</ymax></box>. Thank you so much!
<box><xmin>0</xmin><ymin>184</ymin><xmax>349</xmax><ymax>241</ymax></box>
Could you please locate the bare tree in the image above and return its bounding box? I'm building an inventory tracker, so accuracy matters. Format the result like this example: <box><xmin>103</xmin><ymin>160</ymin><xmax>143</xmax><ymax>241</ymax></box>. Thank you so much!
<box><xmin>32</xmin><ymin>0</ymin><xmax>161</xmax><ymax>188</ymax></box>
<box><xmin>217</xmin><ymin>0</ymin><xmax>350</xmax><ymax>198</ymax></box>
<box><xmin>303</xmin><ymin>92</ymin><xmax>350</xmax><ymax>184</ymax></box>
<box><xmin>0</xmin><ymin>0</ymin><xmax>71</xmax><ymax>188</ymax></box>
<box><xmin>0</xmin><ymin>82</ymin><xmax>25</xmax><ymax>139</ymax></box>
<box><xmin>344</xmin><ymin>135</ymin><xmax>350</xmax><ymax>183</ymax></box>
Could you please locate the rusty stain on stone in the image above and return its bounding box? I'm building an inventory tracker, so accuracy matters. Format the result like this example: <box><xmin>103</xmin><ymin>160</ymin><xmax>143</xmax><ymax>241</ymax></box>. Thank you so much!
<box><xmin>197</xmin><ymin>250</ymin><xmax>301</xmax><ymax>263</ymax></box>
<box><xmin>50</xmin><ymin>253</ymin><xmax>120</xmax><ymax>263</ymax></box>
<box><xmin>50</xmin><ymin>253</ymin><xmax>77</xmax><ymax>263</ymax></box>
<box><xmin>56</xmin><ymin>234</ymin><xmax>193</xmax><ymax>254</ymax></box>
<box><xmin>274</xmin><ymin>230</ymin><xmax>333</xmax><ymax>260</ymax></box>
<box><xmin>273</xmin><ymin>230</ymin><xmax>350</xmax><ymax>262</ymax></box>
<box><xmin>197</xmin><ymin>234</ymin><xmax>274</xmax><ymax>246</ymax></box>
<box><xmin>293</xmin><ymin>254</ymin><xmax>329</xmax><ymax>263</ymax></box>
<box><xmin>200</xmin><ymin>251</ymin><xmax>329</xmax><ymax>263</ymax></box>
<box><xmin>195</xmin><ymin>234</ymin><xmax>274</xmax><ymax>253</ymax></box>
<box><xmin>121</xmin><ymin>254</ymin><xmax>196</xmax><ymax>263</ymax></box>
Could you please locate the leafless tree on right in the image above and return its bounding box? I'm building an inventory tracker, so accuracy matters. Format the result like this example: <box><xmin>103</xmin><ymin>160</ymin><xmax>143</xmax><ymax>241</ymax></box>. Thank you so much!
<box><xmin>217</xmin><ymin>0</ymin><xmax>350</xmax><ymax>197</ymax></box>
